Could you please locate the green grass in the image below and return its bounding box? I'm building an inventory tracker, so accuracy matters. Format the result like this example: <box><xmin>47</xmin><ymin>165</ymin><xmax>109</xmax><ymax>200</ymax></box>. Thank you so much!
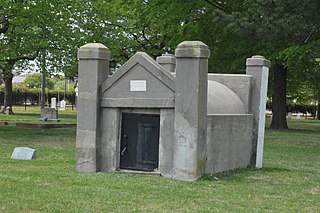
<box><xmin>0</xmin><ymin>106</ymin><xmax>77</xmax><ymax>124</ymax></box>
<box><xmin>0</xmin><ymin>112</ymin><xmax>320</xmax><ymax>212</ymax></box>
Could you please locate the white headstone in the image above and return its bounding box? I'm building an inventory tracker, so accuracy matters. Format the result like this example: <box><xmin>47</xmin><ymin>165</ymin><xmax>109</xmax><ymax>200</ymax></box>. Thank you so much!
<box><xmin>60</xmin><ymin>100</ymin><xmax>66</xmax><ymax>110</ymax></box>
<box><xmin>287</xmin><ymin>112</ymin><xmax>292</xmax><ymax>119</ymax></box>
<box><xmin>296</xmin><ymin>114</ymin><xmax>301</xmax><ymax>120</ymax></box>
<box><xmin>5</xmin><ymin>106</ymin><xmax>10</xmax><ymax>115</ymax></box>
<box><xmin>75</xmin><ymin>84</ymin><xmax>78</xmax><ymax>97</ymax></box>
<box><xmin>51</xmin><ymin>97</ymin><xmax>57</xmax><ymax>109</ymax></box>
<box><xmin>11</xmin><ymin>147</ymin><xmax>36</xmax><ymax>160</ymax></box>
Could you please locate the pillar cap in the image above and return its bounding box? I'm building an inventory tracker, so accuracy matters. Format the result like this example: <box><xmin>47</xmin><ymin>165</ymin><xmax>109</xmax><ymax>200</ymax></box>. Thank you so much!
<box><xmin>78</xmin><ymin>43</ymin><xmax>110</xmax><ymax>60</ymax></box>
<box><xmin>175</xmin><ymin>41</ymin><xmax>210</xmax><ymax>59</ymax></box>
<box><xmin>156</xmin><ymin>54</ymin><xmax>176</xmax><ymax>64</ymax></box>
<box><xmin>246</xmin><ymin>55</ymin><xmax>271</xmax><ymax>68</ymax></box>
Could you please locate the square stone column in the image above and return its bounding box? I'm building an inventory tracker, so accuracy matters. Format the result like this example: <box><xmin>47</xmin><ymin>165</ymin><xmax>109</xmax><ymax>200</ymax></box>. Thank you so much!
<box><xmin>246</xmin><ymin>55</ymin><xmax>271</xmax><ymax>169</ymax></box>
<box><xmin>156</xmin><ymin>54</ymin><xmax>176</xmax><ymax>73</ymax></box>
<box><xmin>173</xmin><ymin>41</ymin><xmax>210</xmax><ymax>181</ymax></box>
<box><xmin>76</xmin><ymin>43</ymin><xmax>110</xmax><ymax>172</ymax></box>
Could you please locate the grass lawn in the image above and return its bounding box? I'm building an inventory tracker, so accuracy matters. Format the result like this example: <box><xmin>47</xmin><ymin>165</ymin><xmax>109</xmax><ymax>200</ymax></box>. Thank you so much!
<box><xmin>0</xmin><ymin>106</ymin><xmax>77</xmax><ymax>124</ymax></box>
<box><xmin>1</xmin><ymin>108</ymin><xmax>320</xmax><ymax>212</ymax></box>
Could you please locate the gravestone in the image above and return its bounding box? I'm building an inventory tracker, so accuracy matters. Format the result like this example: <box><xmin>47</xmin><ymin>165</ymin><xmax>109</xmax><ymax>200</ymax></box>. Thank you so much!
<box><xmin>39</xmin><ymin>108</ymin><xmax>59</xmax><ymax>122</ymax></box>
<box><xmin>296</xmin><ymin>114</ymin><xmax>301</xmax><ymax>120</ymax></box>
<box><xmin>0</xmin><ymin>121</ymin><xmax>8</xmax><ymax>126</ymax></box>
<box><xmin>287</xmin><ymin>112</ymin><xmax>292</xmax><ymax>119</ymax></box>
<box><xmin>60</xmin><ymin>100</ymin><xmax>66</xmax><ymax>110</ymax></box>
<box><xmin>11</xmin><ymin>147</ymin><xmax>36</xmax><ymax>160</ymax></box>
<box><xmin>51</xmin><ymin>97</ymin><xmax>57</xmax><ymax>109</ymax></box>
<box><xmin>5</xmin><ymin>106</ymin><xmax>11</xmax><ymax>115</ymax></box>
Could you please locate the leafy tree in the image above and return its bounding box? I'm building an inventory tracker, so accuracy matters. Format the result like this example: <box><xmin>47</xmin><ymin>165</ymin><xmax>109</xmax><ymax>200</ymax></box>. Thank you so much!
<box><xmin>199</xmin><ymin>0</ymin><xmax>320</xmax><ymax>129</ymax></box>
<box><xmin>82</xmin><ymin>0</ymin><xmax>320</xmax><ymax>128</ymax></box>
<box><xmin>0</xmin><ymin>0</ymin><xmax>86</xmax><ymax>113</ymax></box>
<box><xmin>23</xmin><ymin>73</ymin><xmax>54</xmax><ymax>90</ymax></box>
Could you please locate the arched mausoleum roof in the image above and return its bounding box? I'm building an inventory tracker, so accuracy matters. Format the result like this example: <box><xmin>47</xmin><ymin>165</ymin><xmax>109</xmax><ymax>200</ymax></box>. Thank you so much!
<box><xmin>207</xmin><ymin>80</ymin><xmax>246</xmax><ymax>114</ymax></box>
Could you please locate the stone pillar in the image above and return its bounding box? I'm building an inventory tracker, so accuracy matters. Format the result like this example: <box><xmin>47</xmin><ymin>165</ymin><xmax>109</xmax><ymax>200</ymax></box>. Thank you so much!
<box><xmin>156</xmin><ymin>54</ymin><xmax>176</xmax><ymax>73</ymax></box>
<box><xmin>76</xmin><ymin>43</ymin><xmax>110</xmax><ymax>172</ymax></box>
<box><xmin>246</xmin><ymin>55</ymin><xmax>271</xmax><ymax>169</ymax></box>
<box><xmin>173</xmin><ymin>41</ymin><xmax>210</xmax><ymax>181</ymax></box>
<box><xmin>159</xmin><ymin>108</ymin><xmax>175</xmax><ymax>178</ymax></box>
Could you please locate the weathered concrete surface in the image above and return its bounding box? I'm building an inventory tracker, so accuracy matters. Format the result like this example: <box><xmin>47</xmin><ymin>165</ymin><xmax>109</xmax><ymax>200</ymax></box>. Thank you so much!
<box><xmin>173</xmin><ymin>41</ymin><xmax>209</xmax><ymax>181</ymax></box>
<box><xmin>246</xmin><ymin>55</ymin><xmax>270</xmax><ymax>169</ymax></box>
<box><xmin>208</xmin><ymin>74</ymin><xmax>252</xmax><ymax>113</ymax></box>
<box><xmin>156</xmin><ymin>54</ymin><xmax>176</xmax><ymax>73</ymax></box>
<box><xmin>101</xmin><ymin>52</ymin><xmax>175</xmax><ymax>95</ymax></box>
<box><xmin>159</xmin><ymin>108</ymin><xmax>175</xmax><ymax>178</ymax></box>
<box><xmin>76</xmin><ymin>41</ymin><xmax>270</xmax><ymax>182</ymax></box>
<box><xmin>207</xmin><ymin>80</ymin><xmax>246</xmax><ymax>114</ymax></box>
<box><xmin>76</xmin><ymin>43</ymin><xmax>110</xmax><ymax>172</ymax></box>
<box><xmin>99</xmin><ymin>108</ymin><xmax>120</xmax><ymax>172</ymax></box>
<box><xmin>205</xmin><ymin>115</ymin><xmax>253</xmax><ymax>173</ymax></box>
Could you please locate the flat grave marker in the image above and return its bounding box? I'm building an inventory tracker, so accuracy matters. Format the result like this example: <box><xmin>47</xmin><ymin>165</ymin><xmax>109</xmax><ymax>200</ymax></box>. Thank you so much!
<box><xmin>11</xmin><ymin>147</ymin><xmax>36</xmax><ymax>160</ymax></box>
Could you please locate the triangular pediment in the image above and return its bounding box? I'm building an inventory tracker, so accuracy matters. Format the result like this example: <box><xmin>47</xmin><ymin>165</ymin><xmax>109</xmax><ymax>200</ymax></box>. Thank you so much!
<box><xmin>101</xmin><ymin>52</ymin><xmax>175</xmax><ymax>100</ymax></box>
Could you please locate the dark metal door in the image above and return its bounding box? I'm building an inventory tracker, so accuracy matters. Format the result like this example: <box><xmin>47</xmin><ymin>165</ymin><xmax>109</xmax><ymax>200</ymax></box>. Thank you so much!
<box><xmin>120</xmin><ymin>113</ymin><xmax>160</xmax><ymax>171</ymax></box>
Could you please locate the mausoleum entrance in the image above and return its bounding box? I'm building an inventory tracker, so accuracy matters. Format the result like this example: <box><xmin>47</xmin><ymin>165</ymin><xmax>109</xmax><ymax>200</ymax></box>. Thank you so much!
<box><xmin>119</xmin><ymin>113</ymin><xmax>160</xmax><ymax>171</ymax></box>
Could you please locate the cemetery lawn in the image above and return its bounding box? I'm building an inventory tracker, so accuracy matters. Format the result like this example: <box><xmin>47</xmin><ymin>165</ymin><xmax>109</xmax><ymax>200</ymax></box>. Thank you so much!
<box><xmin>0</xmin><ymin>106</ymin><xmax>77</xmax><ymax>124</ymax></box>
<box><xmin>1</xmin><ymin>112</ymin><xmax>320</xmax><ymax>212</ymax></box>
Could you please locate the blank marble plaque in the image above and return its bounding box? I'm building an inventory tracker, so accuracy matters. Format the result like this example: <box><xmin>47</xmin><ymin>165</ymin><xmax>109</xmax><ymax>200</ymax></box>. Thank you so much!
<box><xmin>11</xmin><ymin>147</ymin><xmax>36</xmax><ymax>160</ymax></box>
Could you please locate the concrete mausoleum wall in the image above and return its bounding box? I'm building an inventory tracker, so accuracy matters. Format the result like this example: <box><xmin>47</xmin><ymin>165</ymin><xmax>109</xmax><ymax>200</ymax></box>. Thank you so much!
<box><xmin>76</xmin><ymin>41</ymin><xmax>270</xmax><ymax>181</ymax></box>
<box><xmin>206</xmin><ymin>114</ymin><xmax>253</xmax><ymax>173</ymax></box>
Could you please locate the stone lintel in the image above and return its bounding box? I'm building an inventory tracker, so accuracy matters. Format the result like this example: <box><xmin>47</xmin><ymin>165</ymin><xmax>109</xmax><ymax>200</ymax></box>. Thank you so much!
<box><xmin>175</xmin><ymin>41</ymin><xmax>210</xmax><ymax>59</ymax></box>
<box><xmin>100</xmin><ymin>98</ymin><xmax>175</xmax><ymax>108</ymax></box>
<box><xmin>78</xmin><ymin>43</ymin><xmax>111</xmax><ymax>60</ymax></box>
<box><xmin>246</xmin><ymin>55</ymin><xmax>271</xmax><ymax>68</ymax></box>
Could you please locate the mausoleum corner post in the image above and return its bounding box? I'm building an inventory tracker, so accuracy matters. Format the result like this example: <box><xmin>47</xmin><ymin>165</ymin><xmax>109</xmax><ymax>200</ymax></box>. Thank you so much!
<box><xmin>246</xmin><ymin>55</ymin><xmax>271</xmax><ymax>169</ymax></box>
<box><xmin>156</xmin><ymin>54</ymin><xmax>176</xmax><ymax>73</ymax></box>
<box><xmin>76</xmin><ymin>43</ymin><xmax>110</xmax><ymax>172</ymax></box>
<box><xmin>173</xmin><ymin>41</ymin><xmax>210</xmax><ymax>181</ymax></box>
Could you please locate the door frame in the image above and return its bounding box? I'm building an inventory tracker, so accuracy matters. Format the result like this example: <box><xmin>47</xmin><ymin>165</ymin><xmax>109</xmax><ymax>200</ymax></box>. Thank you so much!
<box><xmin>118</xmin><ymin>109</ymin><xmax>161</xmax><ymax>172</ymax></box>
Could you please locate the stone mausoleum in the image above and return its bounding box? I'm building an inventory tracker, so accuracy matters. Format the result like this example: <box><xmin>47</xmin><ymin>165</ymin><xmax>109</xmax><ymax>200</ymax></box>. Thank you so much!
<box><xmin>76</xmin><ymin>41</ymin><xmax>270</xmax><ymax>181</ymax></box>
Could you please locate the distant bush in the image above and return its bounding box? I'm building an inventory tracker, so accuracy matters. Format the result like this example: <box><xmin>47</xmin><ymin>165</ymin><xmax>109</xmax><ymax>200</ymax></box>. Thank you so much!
<box><xmin>0</xmin><ymin>86</ymin><xmax>76</xmax><ymax>106</ymax></box>
<box><xmin>267</xmin><ymin>100</ymin><xmax>317</xmax><ymax>117</ymax></box>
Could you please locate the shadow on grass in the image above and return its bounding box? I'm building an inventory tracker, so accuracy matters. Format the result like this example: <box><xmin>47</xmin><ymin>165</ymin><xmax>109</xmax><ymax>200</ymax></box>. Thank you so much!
<box><xmin>201</xmin><ymin>166</ymin><xmax>291</xmax><ymax>182</ymax></box>
<box><xmin>267</xmin><ymin>127</ymin><xmax>320</xmax><ymax>135</ymax></box>
<box><xmin>59</xmin><ymin>113</ymin><xmax>77</xmax><ymax>119</ymax></box>
<box><xmin>12</xmin><ymin>113</ymin><xmax>39</xmax><ymax>117</ymax></box>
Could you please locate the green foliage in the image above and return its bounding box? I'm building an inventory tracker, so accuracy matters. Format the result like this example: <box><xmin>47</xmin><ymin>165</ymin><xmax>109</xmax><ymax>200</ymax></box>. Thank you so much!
<box><xmin>0</xmin><ymin>86</ymin><xmax>75</xmax><ymax>106</ymax></box>
<box><xmin>23</xmin><ymin>73</ymin><xmax>54</xmax><ymax>90</ymax></box>
<box><xmin>1</xmin><ymin>0</ymin><xmax>319</xmax><ymax>114</ymax></box>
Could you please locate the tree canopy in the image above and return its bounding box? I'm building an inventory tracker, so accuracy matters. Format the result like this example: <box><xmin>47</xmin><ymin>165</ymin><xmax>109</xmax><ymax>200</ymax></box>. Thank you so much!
<box><xmin>1</xmin><ymin>0</ymin><xmax>319</xmax><ymax>122</ymax></box>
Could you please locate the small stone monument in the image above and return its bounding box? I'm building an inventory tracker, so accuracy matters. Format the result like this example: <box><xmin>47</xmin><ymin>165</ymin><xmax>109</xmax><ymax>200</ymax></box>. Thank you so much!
<box><xmin>5</xmin><ymin>106</ymin><xmax>11</xmax><ymax>115</ymax></box>
<box><xmin>51</xmin><ymin>97</ymin><xmax>57</xmax><ymax>109</ymax></box>
<box><xmin>60</xmin><ymin>100</ymin><xmax>66</xmax><ymax>110</ymax></box>
<box><xmin>287</xmin><ymin>112</ymin><xmax>292</xmax><ymax>119</ymax></box>
<box><xmin>39</xmin><ymin>108</ymin><xmax>59</xmax><ymax>122</ymax></box>
<box><xmin>296</xmin><ymin>114</ymin><xmax>301</xmax><ymax>120</ymax></box>
<box><xmin>11</xmin><ymin>147</ymin><xmax>36</xmax><ymax>160</ymax></box>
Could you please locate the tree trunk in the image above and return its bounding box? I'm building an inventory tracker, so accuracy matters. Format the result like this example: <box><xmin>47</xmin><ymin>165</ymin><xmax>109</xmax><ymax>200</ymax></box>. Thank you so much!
<box><xmin>41</xmin><ymin>75</ymin><xmax>46</xmax><ymax>109</ymax></box>
<box><xmin>2</xmin><ymin>73</ymin><xmax>14</xmax><ymax>114</ymax></box>
<box><xmin>270</xmin><ymin>63</ymin><xmax>288</xmax><ymax>129</ymax></box>
<box><xmin>40</xmin><ymin>51</ymin><xmax>46</xmax><ymax>109</ymax></box>
<box><xmin>317</xmin><ymin>98</ymin><xmax>320</xmax><ymax>120</ymax></box>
